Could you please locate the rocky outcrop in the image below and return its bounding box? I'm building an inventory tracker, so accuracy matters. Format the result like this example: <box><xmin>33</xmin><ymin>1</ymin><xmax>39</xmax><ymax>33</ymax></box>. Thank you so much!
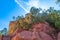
<box><xmin>32</xmin><ymin>22</ymin><xmax>55</xmax><ymax>33</ymax></box>
<box><xmin>8</xmin><ymin>21</ymin><xmax>16</xmax><ymax>35</ymax></box>
<box><xmin>2</xmin><ymin>36</ymin><xmax>11</xmax><ymax>40</ymax></box>
<box><xmin>0</xmin><ymin>35</ymin><xmax>12</xmax><ymax>40</ymax></box>
<box><xmin>57</xmin><ymin>32</ymin><xmax>60</xmax><ymax>40</ymax></box>
<box><xmin>0</xmin><ymin>36</ymin><xmax>3</xmax><ymax>40</ymax></box>
<box><xmin>8</xmin><ymin>13</ymin><xmax>31</xmax><ymax>35</ymax></box>
<box><xmin>11</xmin><ymin>31</ymin><xmax>53</xmax><ymax>40</ymax></box>
<box><xmin>1</xmin><ymin>21</ymin><xmax>57</xmax><ymax>40</ymax></box>
<box><xmin>9</xmin><ymin>22</ymin><xmax>56</xmax><ymax>40</ymax></box>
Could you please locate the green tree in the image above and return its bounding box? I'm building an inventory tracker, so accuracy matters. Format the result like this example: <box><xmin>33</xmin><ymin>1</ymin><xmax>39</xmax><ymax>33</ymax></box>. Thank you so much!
<box><xmin>0</xmin><ymin>28</ymin><xmax>7</xmax><ymax>36</ymax></box>
<box><xmin>13</xmin><ymin>16</ymin><xmax>16</xmax><ymax>21</ymax></box>
<box><xmin>46</xmin><ymin>9</ymin><xmax>60</xmax><ymax>31</ymax></box>
<box><xmin>56</xmin><ymin>0</ymin><xmax>60</xmax><ymax>3</ymax></box>
<box><xmin>30</xmin><ymin>7</ymin><xmax>41</xmax><ymax>16</ymax></box>
<box><xmin>47</xmin><ymin>7</ymin><xmax>54</xmax><ymax>13</ymax></box>
<box><xmin>55</xmin><ymin>21</ymin><xmax>60</xmax><ymax>30</ymax></box>
<box><xmin>0</xmin><ymin>31</ymin><xmax>2</xmax><ymax>36</ymax></box>
<box><xmin>56</xmin><ymin>0</ymin><xmax>60</xmax><ymax>6</ymax></box>
<box><xmin>16</xmin><ymin>15</ymin><xmax>24</xmax><ymax>20</ymax></box>
<box><xmin>30</xmin><ymin>7</ymin><xmax>45</xmax><ymax>23</ymax></box>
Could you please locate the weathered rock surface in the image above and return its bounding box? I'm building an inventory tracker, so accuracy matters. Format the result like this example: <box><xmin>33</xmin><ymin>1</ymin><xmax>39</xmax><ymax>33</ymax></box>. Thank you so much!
<box><xmin>11</xmin><ymin>22</ymin><xmax>56</xmax><ymax>40</ymax></box>
<box><xmin>12</xmin><ymin>31</ymin><xmax>53</xmax><ymax>40</ymax></box>
<box><xmin>57</xmin><ymin>32</ymin><xmax>60</xmax><ymax>40</ymax></box>
<box><xmin>38</xmin><ymin>32</ymin><xmax>53</xmax><ymax>40</ymax></box>
<box><xmin>2</xmin><ymin>36</ymin><xmax>11</xmax><ymax>40</ymax></box>
<box><xmin>0</xmin><ymin>36</ymin><xmax>2</xmax><ymax>40</ymax></box>
<box><xmin>32</xmin><ymin>22</ymin><xmax>55</xmax><ymax>33</ymax></box>
<box><xmin>0</xmin><ymin>22</ymin><xmax>56</xmax><ymax>40</ymax></box>
<box><xmin>8</xmin><ymin>21</ymin><xmax>16</xmax><ymax>35</ymax></box>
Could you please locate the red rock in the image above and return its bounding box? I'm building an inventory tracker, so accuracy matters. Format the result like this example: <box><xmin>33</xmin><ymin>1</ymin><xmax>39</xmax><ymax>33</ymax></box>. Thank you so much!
<box><xmin>32</xmin><ymin>22</ymin><xmax>55</xmax><ymax>33</ymax></box>
<box><xmin>0</xmin><ymin>36</ymin><xmax>3</xmax><ymax>40</ymax></box>
<box><xmin>39</xmin><ymin>32</ymin><xmax>53</xmax><ymax>40</ymax></box>
<box><xmin>7</xmin><ymin>20</ymin><xmax>56</xmax><ymax>40</ymax></box>
<box><xmin>2</xmin><ymin>36</ymin><xmax>11</xmax><ymax>40</ymax></box>
<box><xmin>12</xmin><ymin>30</ymin><xmax>53</xmax><ymax>40</ymax></box>
<box><xmin>11</xmin><ymin>22</ymin><xmax>55</xmax><ymax>40</ymax></box>
<box><xmin>12</xmin><ymin>31</ymin><xmax>39</xmax><ymax>40</ymax></box>
<box><xmin>8</xmin><ymin>21</ymin><xmax>16</xmax><ymax>35</ymax></box>
<box><xmin>57</xmin><ymin>32</ymin><xmax>60</xmax><ymax>40</ymax></box>
<box><xmin>12</xmin><ymin>35</ymin><xmax>20</xmax><ymax>40</ymax></box>
<box><xmin>17</xmin><ymin>31</ymin><xmax>38</xmax><ymax>40</ymax></box>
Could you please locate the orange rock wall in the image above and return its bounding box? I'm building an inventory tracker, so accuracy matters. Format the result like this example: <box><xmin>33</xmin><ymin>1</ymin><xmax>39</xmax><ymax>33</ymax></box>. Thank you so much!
<box><xmin>8</xmin><ymin>21</ymin><xmax>16</xmax><ymax>35</ymax></box>
<box><xmin>8</xmin><ymin>13</ymin><xmax>32</xmax><ymax>35</ymax></box>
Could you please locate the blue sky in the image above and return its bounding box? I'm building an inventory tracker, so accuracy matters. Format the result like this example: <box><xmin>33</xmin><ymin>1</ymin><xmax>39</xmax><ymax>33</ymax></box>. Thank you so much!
<box><xmin>0</xmin><ymin>0</ymin><xmax>60</xmax><ymax>30</ymax></box>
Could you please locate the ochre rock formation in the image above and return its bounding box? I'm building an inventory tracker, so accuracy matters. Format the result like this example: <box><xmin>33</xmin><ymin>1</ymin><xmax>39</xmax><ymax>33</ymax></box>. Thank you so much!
<box><xmin>0</xmin><ymin>36</ymin><xmax>3</xmax><ymax>40</ymax></box>
<box><xmin>0</xmin><ymin>22</ymin><xmax>57</xmax><ymax>40</ymax></box>
<box><xmin>3</xmin><ymin>13</ymin><xmax>57</xmax><ymax>40</ymax></box>
<box><xmin>2</xmin><ymin>36</ymin><xmax>11</xmax><ymax>40</ymax></box>
<box><xmin>11</xmin><ymin>31</ymin><xmax>53</xmax><ymax>40</ymax></box>
<box><xmin>11</xmin><ymin>22</ymin><xmax>56</xmax><ymax>40</ymax></box>
<box><xmin>8</xmin><ymin>13</ymin><xmax>32</xmax><ymax>35</ymax></box>
<box><xmin>7</xmin><ymin>21</ymin><xmax>16</xmax><ymax>35</ymax></box>
<box><xmin>57</xmin><ymin>32</ymin><xmax>60</xmax><ymax>40</ymax></box>
<box><xmin>32</xmin><ymin>22</ymin><xmax>56</xmax><ymax>40</ymax></box>
<box><xmin>6</xmin><ymin>20</ymin><xmax>56</xmax><ymax>40</ymax></box>
<box><xmin>32</xmin><ymin>22</ymin><xmax>55</xmax><ymax>33</ymax></box>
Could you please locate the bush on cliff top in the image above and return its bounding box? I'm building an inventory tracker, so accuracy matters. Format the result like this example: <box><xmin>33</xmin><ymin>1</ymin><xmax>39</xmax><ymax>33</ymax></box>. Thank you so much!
<box><xmin>12</xmin><ymin>7</ymin><xmax>60</xmax><ymax>32</ymax></box>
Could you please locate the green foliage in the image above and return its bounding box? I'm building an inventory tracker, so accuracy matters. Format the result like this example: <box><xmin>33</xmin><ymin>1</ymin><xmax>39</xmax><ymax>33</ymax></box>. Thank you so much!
<box><xmin>16</xmin><ymin>15</ymin><xmax>24</xmax><ymax>20</ymax></box>
<box><xmin>46</xmin><ymin>8</ymin><xmax>60</xmax><ymax>30</ymax></box>
<box><xmin>0</xmin><ymin>28</ymin><xmax>7</xmax><ymax>36</ymax></box>
<box><xmin>13</xmin><ymin>15</ymin><xmax>24</xmax><ymax>21</ymax></box>
<box><xmin>56</xmin><ymin>0</ymin><xmax>60</xmax><ymax>3</ymax></box>
<box><xmin>12</xmin><ymin>7</ymin><xmax>60</xmax><ymax>31</ymax></box>
<box><xmin>47</xmin><ymin>7</ymin><xmax>54</xmax><ymax>13</ymax></box>
<box><xmin>17</xmin><ymin>22</ymin><xmax>31</xmax><ymax>30</ymax></box>
<box><xmin>24</xmin><ymin>22</ymin><xmax>31</xmax><ymax>29</ymax></box>
<box><xmin>55</xmin><ymin>21</ymin><xmax>60</xmax><ymax>29</ymax></box>
<box><xmin>30</xmin><ymin>7</ymin><xmax>45</xmax><ymax>23</ymax></box>
<box><xmin>56</xmin><ymin>0</ymin><xmax>60</xmax><ymax>6</ymax></box>
<box><xmin>38</xmin><ymin>18</ymin><xmax>45</xmax><ymax>23</ymax></box>
<box><xmin>13</xmin><ymin>16</ymin><xmax>16</xmax><ymax>21</ymax></box>
<box><xmin>30</xmin><ymin>7</ymin><xmax>60</xmax><ymax>31</ymax></box>
<box><xmin>0</xmin><ymin>31</ymin><xmax>2</xmax><ymax>36</ymax></box>
<box><xmin>30</xmin><ymin>7</ymin><xmax>40</xmax><ymax>16</ymax></box>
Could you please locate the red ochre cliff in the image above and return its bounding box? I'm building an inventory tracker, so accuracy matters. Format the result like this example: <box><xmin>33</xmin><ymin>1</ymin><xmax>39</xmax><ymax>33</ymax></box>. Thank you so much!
<box><xmin>0</xmin><ymin>13</ymin><xmax>60</xmax><ymax>40</ymax></box>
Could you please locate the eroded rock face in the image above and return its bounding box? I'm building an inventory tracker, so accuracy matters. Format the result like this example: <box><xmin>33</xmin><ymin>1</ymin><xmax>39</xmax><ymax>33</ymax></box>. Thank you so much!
<box><xmin>0</xmin><ymin>36</ymin><xmax>2</xmax><ymax>40</ymax></box>
<box><xmin>39</xmin><ymin>32</ymin><xmax>53</xmax><ymax>40</ymax></box>
<box><xmin>12</xmin><ymin>31</ymin><xmax>53</xmax><ymax>40</ymax></box>
<box><xmin>32</xmin><ymin>22</ymin><xmax>55</xmax><ymax>34</ymax></box>
<box><xmin>11</xmin><ymin>22</ymin><xmax>56</xmax><ymax>40</ymax></box>
<box><xmin>57</xmin><ymin>32</ymin><xmax>60</xmax><ymax>40</ymax></box>
<box><xmin>12</xmin><ymin>31</ymin><xmax>37</xmax><ymax>40</ymax></box>
<box><xmin>3</xmin><ymin>22</ymin><xmax>56</xmax><ymax>40</ymax></box>
<box><xmin>32</xmin><ymin>22</ymin><xmax>56</xmax><ymax>40</ymax></box>
<box><xmin>8</xmin><ymin>21</ymin><xmax>16</xmax><ymax>35</ymax></box>
<box><xmin>12</xmin><ymin>35</ymin><xmax>19</xmax><ymax>40</ymax></box>
<box><xmin>3</xmin><ymin>36</ymin><xmax>11</xmax><ymax>40</ymax></box>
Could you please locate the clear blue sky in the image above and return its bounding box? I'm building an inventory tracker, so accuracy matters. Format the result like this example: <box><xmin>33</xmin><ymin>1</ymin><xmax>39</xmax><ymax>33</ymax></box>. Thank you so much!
<box><xmin>0</xmin><ymin>0</ymin><xmax>60</xmax><ymax>30</ymax></box>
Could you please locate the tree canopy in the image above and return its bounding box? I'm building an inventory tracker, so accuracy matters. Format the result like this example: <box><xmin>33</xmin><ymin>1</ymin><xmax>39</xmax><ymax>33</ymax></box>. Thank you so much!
<box><xmin>0</xmin><ymin>28</ymin><xmax>7</xmax><ymax>36</ymax></box>
<box><xmin>56</xmin><ymin>0</ymin><xmax>60</xmax><ymax>3</ymax></box>
<box><xmin>10</xmin><ymin>6</ymin><xmax>60</xmax><ymax>35</ymax></box>
<box><xmin>30</xmin><ymin>7</ymin><xmax>60</xmax><ymax>31</ymax></box>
